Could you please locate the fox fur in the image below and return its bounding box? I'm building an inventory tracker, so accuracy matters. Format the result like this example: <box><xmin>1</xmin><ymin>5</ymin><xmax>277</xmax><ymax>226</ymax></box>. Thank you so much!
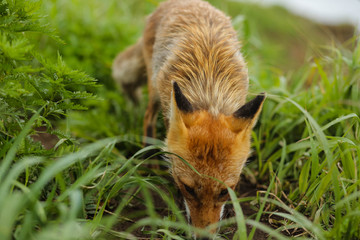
<box><xmin>112</xmin><ymin>0</ymin><xmax>265</xmax><ymax>234</ymax></box>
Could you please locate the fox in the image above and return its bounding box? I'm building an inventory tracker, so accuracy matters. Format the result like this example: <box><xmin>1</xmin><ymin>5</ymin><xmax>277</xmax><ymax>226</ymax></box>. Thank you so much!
<box><xmin>112</xmin><ymin>0</ymin><xmax>265</xmax><ymax>235</ymax></box>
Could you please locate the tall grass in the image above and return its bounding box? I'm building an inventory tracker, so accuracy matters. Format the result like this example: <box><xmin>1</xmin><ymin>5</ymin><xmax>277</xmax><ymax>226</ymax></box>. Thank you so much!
<box><xmin>1</xmin><ymin>0</ymin><xmax>359</xmax><ymax>239</ymax></box>
<box><xmin>247</xmin><ymin>39</ymin><xmax>360</xmax><ymax>239</ymax></box>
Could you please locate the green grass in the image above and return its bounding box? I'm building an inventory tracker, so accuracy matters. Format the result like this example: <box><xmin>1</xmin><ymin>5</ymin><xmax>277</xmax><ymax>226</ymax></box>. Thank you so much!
<box><xmin>1</xmin><ymin>0</ymin><xmax>359</xmax><ymax>239</ymax></box>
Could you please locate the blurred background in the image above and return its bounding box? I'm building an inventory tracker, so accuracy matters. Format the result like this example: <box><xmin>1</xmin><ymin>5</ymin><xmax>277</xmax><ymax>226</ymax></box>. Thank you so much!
<box><xmin>36</xmin><ymin>0</ymin><xmax>358</xmax><ymax>142</ymax></box>
<box><xmin>240</xmin><ymin>0</ymin><xmax>360</xmax><ymax>29</ymax></box>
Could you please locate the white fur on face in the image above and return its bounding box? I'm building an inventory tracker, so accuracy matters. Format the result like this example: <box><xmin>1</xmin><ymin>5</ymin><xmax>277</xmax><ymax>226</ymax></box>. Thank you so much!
<box><xmin>184</xmin><ymin>199</ymin><xmax>191</xmax><ymax>222</ymax></box>
<box><xmin>184</xmin><ymin>200</ymin><xmax>197</xmax><ymax>239</ymax></box>
<box><xmin>220</xmin><ymin>204</ymin><xmax>225</xmax><ymax>220</ymax></box>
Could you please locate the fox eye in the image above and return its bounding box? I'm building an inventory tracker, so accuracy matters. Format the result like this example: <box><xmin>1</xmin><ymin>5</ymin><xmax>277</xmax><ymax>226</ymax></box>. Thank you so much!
<box><xmin>183</xmin><ymin>184</ymin><xmax>196</xmax><ymax>197</ymax></box>
<box><xmin>219</xmin><ymin>189</ymin><xmax>228</xmax><ymax>198</ymax></box>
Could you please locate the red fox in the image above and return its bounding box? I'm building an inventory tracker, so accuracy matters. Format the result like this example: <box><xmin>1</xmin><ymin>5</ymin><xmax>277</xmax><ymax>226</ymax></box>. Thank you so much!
<box><xmin>112</xmin><ymin>0</ymin><xmax>265</xmax><ymax>234</ymax></box>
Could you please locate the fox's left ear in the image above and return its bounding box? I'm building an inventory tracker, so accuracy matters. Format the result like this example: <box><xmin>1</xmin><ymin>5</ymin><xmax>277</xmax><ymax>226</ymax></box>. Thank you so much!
<box><xmin>170</xmin><ymin>82</ymin><xmax>194</xmax><ymax>130</ymax></box>
<box><xmin>173</xmin><ymin>81</ymin><xmax>193</xmax><ymax>113</ymax></box>
<box><xmin>227</xmin><ymin>93</ymin><xmax>266</xmax><ymax>133</ymax></box>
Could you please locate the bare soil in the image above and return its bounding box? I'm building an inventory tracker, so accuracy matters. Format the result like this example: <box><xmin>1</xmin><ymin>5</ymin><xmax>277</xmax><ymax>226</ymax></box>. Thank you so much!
<box><xmin>31</xmin><ymin>126</ymin><xmax>59</xmax><ymax>149</ymax></box>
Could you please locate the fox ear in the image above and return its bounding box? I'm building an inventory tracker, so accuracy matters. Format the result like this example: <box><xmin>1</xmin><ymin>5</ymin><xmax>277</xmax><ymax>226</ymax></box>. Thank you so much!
<box><xmin>170</xmin><ymin>82</ymin><xmax>193</xmax><ymax>128</ymax></box>
<box><xmin>228</xmin><ymin>93</ymin><xmax>266</xmax><ymax>133</ymax></box>
<box><xmin>173</xmin><ymin>81</ymin><xmax>193</xmax><ymax>113</ymax></box>
<box><xmin>170</xmin><ymin>82</ymin><xmax>200</xmax><ymax>130</ymax></box>
<box><xmin>233</xmin><ymin>93</ymin><xmax>265</xmax><ymax>119</ymax></box>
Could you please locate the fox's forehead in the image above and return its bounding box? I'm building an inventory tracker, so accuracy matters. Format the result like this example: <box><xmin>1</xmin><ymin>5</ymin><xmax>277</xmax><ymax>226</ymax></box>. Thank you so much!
<box><xmin>186</xmin><ymin>114</ymin><xmax>238</xmax><ymax>162</ymax></box>
<box><xmin>189</xmin><ymin>129</ymin><xmax>232</xmax><ymax>159</ymax></box>
<box><xmin>169</xmin><ymin>111</ymin><xmax>251</xmax><ymax>185</ymax></box>
<box><xmin>176</xmin><ymin>122</ymin><xmax>243</xmax><ymax>181</ymax></box>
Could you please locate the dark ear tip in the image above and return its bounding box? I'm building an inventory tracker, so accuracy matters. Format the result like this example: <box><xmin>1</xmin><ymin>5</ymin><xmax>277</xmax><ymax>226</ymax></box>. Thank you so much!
<box><xmin>258</xmin><ymin>92</ymin><xmax>266</xmax><ymax>99</ymax></box>
<box><xmin>172</xmin><ymin>81</ymin><xmax>181</xmax><ymax>100</ymax></box>
<box><xmin>173</xmin><ymin>81</ymin><xmax>193</xmax><ymax>113</ymax></box>
<box><xmin>173</xmin><ymin>81</ymin><xmax>179</xmax><ymax>90</ymax></box>
<box><xmin>253</xmin><ymin>92</ymin><xmax>266</xmax><ymax>104</ymax></box>
<box><xmin>173</xmin><ymin>81</ymin><xmax>182</xmax><ymax>98</ymax></box>
<box><xmin>251</xmin><ymin>92</ymin><xmax>266</xmax><ymax>105</ymax></box>
<box><xmin>233</xmin><ymin>92</ymin><xmax>266</xmax><ymax>119</ymax></box>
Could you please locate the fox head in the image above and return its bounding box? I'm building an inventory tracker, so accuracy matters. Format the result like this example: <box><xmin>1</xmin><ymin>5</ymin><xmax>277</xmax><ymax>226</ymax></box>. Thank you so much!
<box><xmin>166</xmin><ymin>82</ymin><xmax>265</xmax><ymax>234</ymax></box>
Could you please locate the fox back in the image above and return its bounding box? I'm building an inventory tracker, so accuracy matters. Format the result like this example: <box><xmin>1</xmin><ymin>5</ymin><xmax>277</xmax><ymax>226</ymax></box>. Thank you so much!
<box><xmin>145</xmin><ymin>0</ymin><xmax>249</xmax><ymax>117</ymax></box>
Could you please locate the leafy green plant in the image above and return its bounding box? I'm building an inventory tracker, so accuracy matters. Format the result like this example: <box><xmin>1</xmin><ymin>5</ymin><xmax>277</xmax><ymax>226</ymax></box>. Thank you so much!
<box><xmin>0</xmin><ymin>0</ymin><xmax>96</xmax><ymax>156</ymax></box>
<box><xmin>38</xmin><ymin>0</ymin><xmax>157</xmax><ymax>88</ymax></box>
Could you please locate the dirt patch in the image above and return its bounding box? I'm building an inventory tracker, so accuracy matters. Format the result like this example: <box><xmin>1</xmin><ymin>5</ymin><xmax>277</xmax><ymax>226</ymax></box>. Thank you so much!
<box><xmin>31</xmin><ymin>126</ymin><xmax>59</xmax><ymax>149</ymax></box>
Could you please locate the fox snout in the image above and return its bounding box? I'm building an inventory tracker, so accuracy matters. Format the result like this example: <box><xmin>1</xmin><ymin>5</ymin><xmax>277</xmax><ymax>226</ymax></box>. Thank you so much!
<box><xmin>174</xmin><ymin>171</ymin><xmax>234</xmax><ymax>235</ymax></box>
<box><xmin>177</xmin><ymin>176</ymin><xmax>233</xmax><ymax>238</ymax></box>
<box><xmin>184</xmin><ymin>199</ymin><xmax>224</xmax><ymax>233</ymax></box>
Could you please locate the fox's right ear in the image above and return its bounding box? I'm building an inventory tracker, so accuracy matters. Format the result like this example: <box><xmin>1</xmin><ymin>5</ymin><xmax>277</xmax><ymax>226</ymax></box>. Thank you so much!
<box><xmin>233</xmin><ymin>93</ymin><xmax>265</xmax><ymax>119</ymax></box>
<box><xmin>227</xmin><ymin>93</ymin><xmax>266</xmax><ymax>133</ymax></box>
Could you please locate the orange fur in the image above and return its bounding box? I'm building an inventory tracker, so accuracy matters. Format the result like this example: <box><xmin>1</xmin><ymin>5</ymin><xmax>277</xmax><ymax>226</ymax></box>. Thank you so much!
<box><xmin>112</xmin><ymin>0</ymin><xmax>265</xmax><ymax>234</ymax></box>
<box><xmin>167</xmin><ymin>90</ymin><xmax>263</xmax><ymax>233</ymax></box>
